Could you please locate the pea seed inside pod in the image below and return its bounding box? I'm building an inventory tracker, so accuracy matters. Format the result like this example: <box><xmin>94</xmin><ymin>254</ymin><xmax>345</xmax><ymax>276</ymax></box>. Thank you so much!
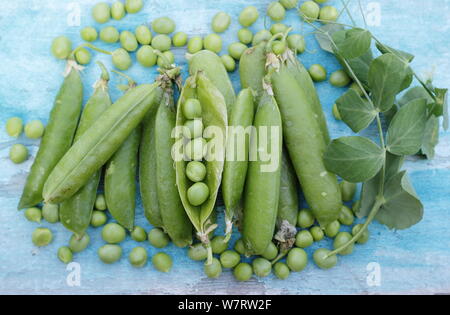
<box><xmin>185</xmin><ymin>137</ymin><xmax>207</xmax><ymax>161</ymax></box>
<box><xmin>187</xmin><ymin>182</ymin><xmax>210</xmax><ymax>206</ymax></box>
<box><xmin>183</xmin><ymin>119</ymin><xmax>204</xmax><ymax>139</ymax></box>
<box><xmin>186</xmin><ymin>161</ymin><xmax>207</xmax><ymax>182</ymax></box>
<box><xmin>183</xmin><ymin>99</ymin><xmax>202</xmax><ymax>119</ymax></box>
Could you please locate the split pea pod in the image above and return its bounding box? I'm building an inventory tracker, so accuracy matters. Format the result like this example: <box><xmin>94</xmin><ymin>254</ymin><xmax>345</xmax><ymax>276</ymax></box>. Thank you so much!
<box><xmin>239</xmin><ymin>43</ymin><xmax>266</xmax><ymax>103</ymax></box>
<box><xmin>18</xmin><ymin>61</ymin><xmax>83</xmax><ymax>209</ymax></box>
<box><xmin>242</xmin><ymin>92</ymin><xmax>282</xmax><ymax>256</ymax></box>
<box><xmin>277</xmin><ymin>149</ymin><xmax>299</xmax><ymax>228</ymax></box>
<box><xmin>222</xmin><ymin>88</ymin><xmax>255</xmax><ymax>240</ymax></box>
<box><xmin>59</xmin><ymin>63</ymin><xmax>112</xmax><ymax>237</ymax></box>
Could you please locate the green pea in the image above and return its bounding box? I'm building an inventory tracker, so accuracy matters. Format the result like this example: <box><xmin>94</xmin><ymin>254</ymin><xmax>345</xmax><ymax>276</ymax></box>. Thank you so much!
<box><xmin>324</xmin><ymin>220</ymin><xmax>340</xmax><ymax>238</ymax></box>
<box><xmin>173</xmin><ymin>32</ymin><xmax>188</xmax><ymax>47</ymax></box>
<box><xmin>51</xmin><ymin>36</ymin><xmax>72</xmax><ymax>60</ymax></box>
<box><xmin>280</xmin><ymin>0</ymin><xmax>299</xmax><ymax>10</ymax></box>
<box><xmin>151</xmin><ymin>34</ymin><xmax>172</xmax><ymax>52</ymax></box>
<box><xmin>92</xmin><ymin>3</ymin><xmax>111</xmax><ymax>24</ymax></box>
<box><xmin>238</xmin><ymin>28</ymin><xmax>253</xmax><ymax>45</ymax></box>
<box><xmin>211</xmin><ymin>12</ymin><xmax>231</xmax><ymax>34</ymax></box>
<box><xmin>129</xmin><ymin>247</ymin><xmax>148</xmax><ymax>267</ymax></box>
<box><xmin>314</xmin><ymin>0</ymin><xmax>329</xmax><ymax>3</ymax></box>
<box><xmin>270</xmin><ymin>23</ymin><xmax>289</xmax><ymax>35</ymax></box>
<box><xmin>75</xmin><ymin>48</ymin><xmax>91</xmax><ymax>65</ymax></box>
<box><xmin>228</xmin><ymin>42</ymin><xmax>247</xmax><ymax>60</ymax></box>
<box><xmin>135</xmin><ymin>25</ymin><xmax>152</xmax><ymax>45</ymax></box>
<box><xmin>120</xmin><ymin>31</ymin><xmax>138</xmax><ymax>52</ymax></box>
<box><xmin>220</xmin><ymin>250</ymin><xmax>240</xmax><ymax>268</ymax></box>
<box><xmin>185</xmin><ymin>137</ymin><xmax>207</xmax><ymax>161</ymax></box>
<box><xmin>99</xmin><ymin>26</ymin><xmax>119</xmax><ymax>43</ymax></box>
<box><xmin>80</xmin><ymin>27</ymin><xmax>98</xmax><ymax>42</ymax></box>
<box><xmin>274</xmin><ymin>262</ymin><xmax>290</xmax><ymax>280</ymax></box>
<box><xmin>313</xmin><ymin>248</ymin><xmax>337</xmax><ymax>269</ymax></box>
<box><xmin>125</xmin><ymin>0</ymin><xmax>143</xmax><ymax>14</ymax></box>
<box><xmin>239</xmin><ymin>6</ymin><xmax>259</xmax><ymax>27</ymax></box>
<box><xmin>137</xmin><ymin>45</ymin><xmax>157</xmax><ymax>67</ymax></box>
<box><xmin>98</xmin><ymin>244</ymin><xmax>122</xmax><ymax>264</ymax></box>
<box><xmin>25</xmin><ymin>207</ymin><xmax>42</xmax><ymax>223</ymax></box>
<box><xmin>297</xmin><ymin>209</ymin><xmax>315</xmax><ymax>228</ymax></box>
<box><xmin>152</xmin><ymin>252</ymin><xmax>173</xmax><ymax>272</ymax></box>
<box><xmin>6</xmin><ymin>117</ymin><xmax>23</xmax><ymax>137</ymax></box>
<box><xmin>310</xmin><ymin>226</ymin><xmax>324</xmax><ymax>242</ymax></box>
<box><xmin>24</xmin><ymin>120</ymin><xmax>45</xmax><ymax>139</ymax></box>
<box><xmin>221</xmin><ymin>55</ymin><xmax>236</xmax><ymax>72</ymax></box>
<box><xmin>332</xmin><ymin>103</ymin><xmax>342</xmax><ymax>120</ymax></box>
<box><xmin>112</xmin><ymin>48</ymin><xmax>132</xmax><ymax>71</ymax></box>
<box><xmin>204</xmin><ymin>34</ymin><xmax>223</xmax><ymax>54</ymax></box>
<box><xmin>211</xmin><ymin>236</ymin><xmax>228</xmax><ymax>254</ymax></box>
<box><xmin>319</xmin><ymin>6</ymin><xmax>339</xmax><ymax>23</ymax></box>
<box><xmin>308</xmin><ymin>64</ymin><xmax>327</xmax><ymax>82</ymax></box>
<box><xmin>187</xmin><ymin>182</ymin><xmax>210</xmax><ymax>206</ymax></box>
<box><xmin>295</xmin><ymin>230</ymin><xmax>314</xmax><ymax>248</ymax></box>
<box><xmin>287</xmin><ymin>34</ymin><xmax>306</xmax><ymax>54</ymax></box>
<box><xmin>183</xmin><ymin>99</ymin><xmax>202</xmax><ymax>119</ymax></box>
<box><xmin>157</xmin><ymin>50</ymin><xmax>175</xmax><ymax>68</ymax></box>
<box><xmin>9</xmin><ymin>144</ymin><xmax>28</xmax><ymax>164</ymax></box>
<box><xmin>187</xmin><ymin>36</ymin><xmax>203</xmax><ymax>54</ymax></box>
<box><xmin>69</xmin><ymin>233</ymin><xmax>90</xmax><ymax>253</ymax></box>
<box><xmin>286</xmin><ymin>248</ymin><xmax>308</xmax><ymax>272</ymax></box>
<box><xmin>186</xmin><ymin>161</ymin><xmax>207</xmax><ymax>183</ymax></box>
<box><xmin>272</xmin><ymin>41</ymin><xmax>287</xmax><ymax>55</ymax></box>
<box><xmin>234</xmin><ymin>239</ymin><xmax>246</xmax><ymax>255</ymax></box>
<box><xmin>233</xmin><ymin>263</ymin><xmax>253</xmax><ymax>281</ymax></box>
<box><xmin>204</xmin><ymin>258</ymin><xmax>222</xmax><ymax>278</ymax></box>
<box><xmin>91</xmin><ymin>210</ymin><xmax>108</xmax><ymax>227</ymax></box>
<box><xmin>102</xmin><ymin>223</ymin><xmax>126</xmax><ymax>244</ymax></box>
<box><xmin>32</xmin><ymin>228</ymin><xmax>53</xmax><ymax>247</ymax></box>
<box><xmin>352</xmin><ymin>224</ymin><xmax>370</xmax><ymax>244</ymax></box>
<box><xmin>299</xmin><ymin>1</ymin><xmax>320</xmax><ymax>21</ymax></box>
<box><xmin>333</xmin><ymin>232</ymin><xmax>354</xmax><ymax>255</ymax></box>
<box><xmin>148</xmin><ymin>228</ymin><xmax>170</xmax><ymax>248</ymax></box>
<box><xmin>188</xmin><ymin>243</ymin><xmax>208</xmax><ymax>261</ymax></box>
<box><xmin>183</xmin><ymin>119</ymin><xmax>204</xmax><ymax>139</ymax></box>
<box><xmin>111</xmin><ymin>1</ymin><xmax>126</xmax><ymax>20</ymax></box>
<box><xmin>261</xmin><ymin>242</ymin><xmax>278</xmax><ymax>260</ymax></box>
<box><xmin>131</xmin><ymin>226</ymin><xmax>147</xmax><ymax>242</ymax></box>
<box><xmin>152</xmin><ymin>17</ymin><xmax>176</xmax><ymax>34</ymax></box>
<box><xmin>267</xmin><ymin>2</ymin><xmax>286</xmax><ymax>22</ymax></box>
<box><xmin>95</xmin><ymin>194</ymin><xmax>107</xmax><ymax>210</ymax></box>
<box><xmin>338</xmin><ymin>205</ymin><xmax>355</xmax><ymax>226</ymax></box>
<box><xmin>42</xmin><ymin>203</ymin><xmax>59</xmax><ymax>223</ymax></box>
<box><xmin>330</xmin><ymin>70</ymin><xmax>351</xmax><ymax>87</ymax></box>
<box><xmin>350</xmin><ymin>82</ymin><xmax>365</xmax><ymax>96</ymax></box>
<box><xmin>352</xmin><ymin>200</ymin><xmax>361</xmax><ymax>215</ymax></box>
<box><xmin>58</xmin><ymin>246</ymin><xmax>73</xmax><ymax>264</ymax></box>
<box><xmin>252</xmin><ymin>258</ymin><xmax>272</xmax><ymax>278</ymax></box>
<box><xmin>252</xmin><ymin>30</ymin><xmax>272</xmax><ymax>46</ymax></box>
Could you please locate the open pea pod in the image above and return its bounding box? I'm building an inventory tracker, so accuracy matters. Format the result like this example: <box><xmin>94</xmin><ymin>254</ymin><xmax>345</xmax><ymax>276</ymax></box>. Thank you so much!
<box><xmin>175</xmin><ymin>72</ymin><xmax>227</xmax><ymax>262</ymax></box>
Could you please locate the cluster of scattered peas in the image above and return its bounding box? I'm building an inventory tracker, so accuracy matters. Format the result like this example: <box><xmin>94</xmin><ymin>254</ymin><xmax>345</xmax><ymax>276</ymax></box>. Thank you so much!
<box><xmin>5</xmin><ymin>117</ymin><xmax>45</xmax><ymax>164</ymax></box>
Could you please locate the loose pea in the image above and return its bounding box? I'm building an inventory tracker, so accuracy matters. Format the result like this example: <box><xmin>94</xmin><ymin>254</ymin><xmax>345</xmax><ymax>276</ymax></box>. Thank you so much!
<box><xmin>274</xmin><ymin>262</ymin><xmax>290</xmax><ymax>279</ymax></box>
<box><xmin>185</xmin><ymin>138</ymin><xmax>207</xmax><ymax>161</ymax></box>
<box><xmin>267</xmin><ymin>2</ymin><xmax>286</xmax><ymax>22</ymax></box>
<box><xmin>220</xmin><ymin>250</ymin><xmax>240</xmax><ymax>268</ymax></box>
<box><xmin>120</xmin><ymin>31</ymin><xmax>138</xmax><ymax>52</ymax></box>
<box><xmin>186</xmin><ymin>162</ymin><xmax>207</xmax><ymax>183</ymax></box>
<box><xmin>102</xmin><ymin>223</ymin><xmax>126</xmax><ymax>244</ymax></box>
<box><xmin>212</xmin><ymin>12</ymin><xmax>231</xmax><ymax>33</ymax></box>
<box><xmin>137</xmin><ymin>45</ymin><xmax>157</xmax><ymax>67</ymax></box>
<box><xmin>287</xmin><ymin>34</ymin><xmax>306</xmax><ymax>54</ymax></box>
<box><xmin>24</xmin><ymin>120</ymin><xmax>45</xmax><ymax>139</ymax></box>
<box><xmin>350</xmin><ymin>82</ymin><xmax>365</xmax><ymax>96</ymax></box>
<box><xmin>125</xmin><ymin>0</ymin><xmax>143</xmax><ymax>14</ymax></box>
<box><xmin>286</xmin><ymin>248</ymin><xmax>308</xmax><ymax>272</ymax></box>
<box><xmin>261</xmin><ymin>242</ymin><xmax>278</xmax><ymax>260</ymax></box>
<box><xmin>187</xmin><ymin>182</ymin><xmax>210</xmax><ymax>206</ymax></box>
<box><xmin>135</xmin><ymin>25</ymin><xmax>152</xmax><ymax>45</ymax></box>
<box><xmin>297</xmin><ymin>209</ymin><xmax>315</xmax><ymax>228</ymax></box>
<box><xmin>75</xmin><ymin>48</ymin><xmax>91</xmax><ymax>65</ymax></box>
<box><xmin>253</xmin><ymin>258</ymin><xmax>272</xmax><ymax>278</ymax></box>
<box><xmin>6</xmin><ymin>117</ymin><xmax>23</xmax><ymax>137</ymax></box>
<box><xmin>239</xmin><ymin>6</ymin><xmax>259</xmax><ymax>27</ymax></box>
<box><xmin>152</xmin><ymin>252</ymin><xmax>173</xmax><ymax>272</ymax></box>
<box><xmin>42</xmin><ymin>203</ymin><xmax>59</xmax><ymax>223</ymax></box>
<box><xmin>131</xmin><ymin>226</ymin><xmax>147</xmax><ymax>242</ymax></box>
<box><xmin>233</xmin><ymin>263</ymin><xmax>253</xmax><ymax>281</ymax></box>
<box><xmin>187</xmin><ymin>36</ymin><xmax>203</xmax><ymax>54</ymax></box>
<box><xmin>280</xmin><ymin>0</ymin><xmax>299</xmax><ymax>10</ymax></box>
<box><xmin>221</xmin><ymin>55</ymin><xmax>236</xmax><ymax>72</ymax></box>
<box><xmin>58</xmin><ymin>246</ymin><xmax>73</xmax><ymax>264</ymax></box>
<box><xmin>325</xmin><ymin>220</ymin><xmax>340</xmax><ymax>238</ymax></box>
<box><xmin>295</xmin><ymin>230</ymin><xmax>314</xmax><ymax>248</ymax></box>
<box><xmin>25</xmin><ymin>207</ymin><xmax>42</xmax><ymax>223</ymax></box>
<box><xmin>352</xmin><ymin>200</ymin><xmax>361</xmax><ymax>215</ymax></box>
<box><xmin>151</xmin><ymin>34</ymin><xmax>172</xmax><ymax>52</ymax></box>
<box><xmin>338</xmin><ymin>205</ymin><xmax>355</xmax><ymax>226</ymax></box>
<box><xmin>51</xmin><ymin>36</ymin><xmax>72</xmax><ymax>60</ymax></box>
<box><xmin>211</xmin><ymin>236</ymin><xmax>228</xmax><ymax>254</ymax></box>
<box><xmin>91</xmin><ymin>210</ymin><xmax>108</xmax><ymax>227</ymax></box>
<box><xmin>9</xmin><ymin>144</ymin><xmax>28</xmax><ymax>164</ymax></box>
<box><xmin>80</xmin><ymin>27</ymin><xmax>98</xmax><ymax>42</ymax></box>
<box><xmin>272</xmin><ymin>41</ymin><xmax>287</xmax><ymax>55</ymax></box>
<box><xmin>204</xmin><ymin>34</ymin><xmax>223</xmax><ymax>54</ymax></box>
<box><xmin>352</xmin><ymin>224</ymin><xmax>370</xmax><ymax>244</ymax></box>
<box><xmin>111</xmin><ymin>1</ymin><xmax>126</xmax><ymax>20</ymax></box>
<box><xmin>188</xmin><ymin>243</ymin><xmax>208</xmax><ymax>261</ymax></box>
<box><xmin>238</xmin><ymin>28</ymin><xmax>253</xmax><ymax>45</ymax></box>
<box><xmin>330</xmin><ymin>70</ymin><xmax>351</xmax><ymax>87</ymax></box>
<box><xmin>308</xmin><ymin>64</ymin><xmax>327</xmax><ymax>82</ymax></box>
<box><xmin>204</xmin><ymin>258</ymin><xmax>222</xmax><ymax>278</ymax></box>
<box><xmin>228</xmin><ymin>42</ymin><xmax>247</xmax><ymax>60</ymax></box>
<box><xmin>32</xmin><ymin>228</ymin><xmax>53</xmax><ymax>247</ymax></box>
<box><xmin>100</xmin><ymin>26</ymin><xmax>120</xmax><ymax>43</ymax></box>
<box><xmin>157</xmin><ymin>50</ymin><xmax>175</xmax><ymax>68</ymax></box>
<box><xmin>173</xmin><ymin>32</ymin><xmax>188</xmax><ymax>47</ymax></box>
<box><xmin>152</xmin><ymin>17</ymin><xmax>176</xmax><ymax>34</ymax></box>
<box><xmin>69</xmin><ymin>233</ymin><xmax>90</xmax><ymax>253</ymax></box>
<box><xmin>183</xmin><ymin>119</ymin><xmax>204</xmax><ymax>139</ymax></box>
<box><xmin>333</xmin><ymin>232</ymin><xmax>354</xmax><ymax>255</ymax></box>
<box><xmin>98</xmin><ymin>244</ymin><xmax>122</xmax><ymax>264</ymax></box>
<box><xmin>332</xmin><ymin>103</ymin><xmax>342</xmax><ymax>120</ymax></box>
<box><xmin>148</xmin><ymin>228</ymin><xmax>170</xmax><ymax>248</ymax></box>
<box><xmin>310</xmin><ymin>226</ymin><xmax>324</xmax><ymax>242</ymax></box>
<box><xmin>234</xmin><ymin>239</ymin><xmax>246</xmax><ymax>255</ymax></box>
<box><xmin>112</xmin><ymin>48</ymin><xmax>132</xmax><ymax>71</ymax></box>
<box><xmin>270</xmin><ymin>23</ymin><xmax>289</xmax><ymax>35</ymax></box>
<box><xmin>319</xmin><ymin>6</ymin><xmax>339</xmax><ymax>23</ymax></box>
<box><xmin>129</xmin><ymin>247</ymin><xmax>148</xmax><ymax>267</ymax></box>
<box><xmin>313</xmin><ymin>248</ymin><xmax>337</xmax><ymax>269</ymax></box>
<box><xmin>252</xmin><ymin>30</ymin><xmax>272</xmax><ymax>46</ymax></box>
<box><xmin>299</xmin><ymin>1</ymin><xmax>320</xmax><ymax>21</ymax></box>
<box><xmin>92</xmin><ymin>3</ymin><xmax>111</xmax><ymax>24</ymax></box>
<box><xmin>95</xmin><ymin>194</ymin><xmax>107</xmax><ymax>210</ymax></box>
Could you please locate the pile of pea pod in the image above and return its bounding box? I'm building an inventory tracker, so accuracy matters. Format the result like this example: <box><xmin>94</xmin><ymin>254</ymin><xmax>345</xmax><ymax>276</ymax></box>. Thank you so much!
<box><xmin>8</xmin><ymin>0</ymin><xmax>370</xmax><ymax>281</ymax></box>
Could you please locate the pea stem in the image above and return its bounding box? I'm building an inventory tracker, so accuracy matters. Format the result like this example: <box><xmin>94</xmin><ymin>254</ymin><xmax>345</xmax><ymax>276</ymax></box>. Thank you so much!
<box><xmin>96</xmin><ymin>61</ymin><xmax>110</xmax><ymax>82</ymax></box>
<box><xmin>70</xmin><ymin>43</ymin><xmax>113</xmax><ymax>60</ymax></box>
<box><xmin>271</xmin><ymin>251</ymin><xmax>288</xmax><ymax>265</ymax></box>
<box><xmin>111</xmin><ymin>69</ymin><xmax>137</xmax><ymax>89</ymax></box>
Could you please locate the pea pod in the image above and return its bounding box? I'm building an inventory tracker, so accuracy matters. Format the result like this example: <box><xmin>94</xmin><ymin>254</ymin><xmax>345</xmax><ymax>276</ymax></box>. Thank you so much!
<box><xmin>222</xmin><ymin>89</ymin><xmax>255</xmax><ymax>240</ymax></box>
<box><xmin>59</xmin><ymin>63</ymin><xmax>112</xmax><ymax>237</ymax></box>
<box><xmin>242</xmin><ymin>92</ymin><xmax>282</xmax><ymax>256</ymax></box>
<box><xmin>277</xmin><ymin>149</ymin><xmax>299</xmax><ymax>228</ymax></box>
<box><xmin>239</xmin><ymin>43</ymin><xmax>266</xmax><ymax>103</ymax></box>
<box><xmin>18</xmin><ymin>61</ymin><xmax>83</xmax><ymax>209</ymax></box>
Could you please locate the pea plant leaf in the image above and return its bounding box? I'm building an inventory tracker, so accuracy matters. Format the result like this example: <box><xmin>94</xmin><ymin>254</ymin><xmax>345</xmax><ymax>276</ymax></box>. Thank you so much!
<box><xmin>315</xmin><ymin>24</ymin><xmax>345</xmax><ymax>53</ymax></box>
<box><xmin>336</xmin><ymin>89</ymin><xmax>378</xmax><ymax>133</ymax></box>
<box><xmin>368</xmin><ymin>53</ymin><xmax>412</xmax><ymax>112</ymax></box>
<box><xmin>398</xmin><ymin>86</ymin><xmax>433</xmax><ymax>108</ymax></box>
<box><xmin>324</xmin><ymin>136</ymin><xmax>385</xmax><ymax>183</ymax></box>
<box><xmin>421</xmin><ymin>116</ymin><xmax>440</xmax><ymax>159</ymax></box>
<box><xmin>375</xmin><ymin>42</ymin><xmax>415</xmax><ymax>63</ymax></box>
<box><xmin>386</xmin><ymin>98</ymin><xmax>428</xmax><ymax>156</ymax></box>
<box><xmin>335</xmin><ymin>28</ymin><xmax>372</xmax><ymax>60</ymax></box>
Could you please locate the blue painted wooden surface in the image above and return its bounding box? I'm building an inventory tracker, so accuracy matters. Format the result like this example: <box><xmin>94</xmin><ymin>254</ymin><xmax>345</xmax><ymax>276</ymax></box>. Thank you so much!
<box><xmin>1</xmin><ymin>0</ymin><xmax>449</xmax><ymax>295</ymax></box>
